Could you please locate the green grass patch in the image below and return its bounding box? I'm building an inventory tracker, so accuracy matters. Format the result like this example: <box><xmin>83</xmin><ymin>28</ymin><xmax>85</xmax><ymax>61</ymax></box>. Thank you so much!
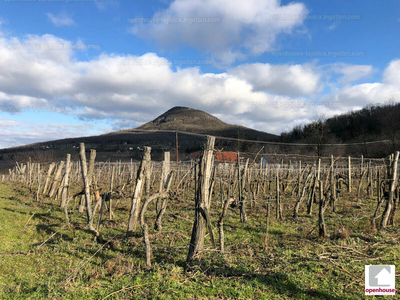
<box><xmin>0</xmin><ymin>182</ymin><xmax>399</xmax><ymax>299</ymax></box>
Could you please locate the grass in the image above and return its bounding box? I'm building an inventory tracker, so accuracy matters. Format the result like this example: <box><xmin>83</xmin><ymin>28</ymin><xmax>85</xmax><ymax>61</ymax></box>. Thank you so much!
<box><xmin>0</xmin><ymin>181</ymin><xmax>399</xmax><ymax>299</ymax></box>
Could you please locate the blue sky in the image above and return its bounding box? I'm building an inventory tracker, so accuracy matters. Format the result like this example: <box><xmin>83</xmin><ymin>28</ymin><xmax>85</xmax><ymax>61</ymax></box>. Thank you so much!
<box><xmin>0</xmin><ymin>0</ymin><xmax>399</xmax><ymax>148</ymax></box>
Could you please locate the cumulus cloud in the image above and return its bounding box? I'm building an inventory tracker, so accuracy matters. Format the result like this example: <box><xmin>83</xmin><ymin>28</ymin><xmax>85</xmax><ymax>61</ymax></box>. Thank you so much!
<box><xmin>229</xmin><ymin>63</ymin><xmax>321</xmax><ymax>96</ymax></box>
<box><xmin>326</xmin><ymin>82</ymin><xmax>400</xmax><ymax>109</ymax></box>
<box><xmin>46</xmin><ymin>12</ymin><xmax>75</xmax><ymax>27</ymax></box>
<box><xmin>0</xmin><ymin>32</ymin><xmax>321</xmax><ymax>136</ymax></box>
<box><xmin>327</xmin><ymin>22</ymin><xmax>338</xmax><ymax>31</ymax></box>
<box><xmin>0</xmin><ymin>120</ymin><xmax>20</xmax><ymax>128</ymax></box>
<box><xmin>0</xmin><ymin>122</ymin><xmax>103</xmax><ymax>149</ymax></box>
<box><xmin>1</xmin><ymin>31</ymin><xmax>400</xmax><ymax>148</ymax></box>
<box><xmin>382</xmin><ymin>59</ymin><xmax>400</xmax><ymax>87</ymax></box>
<box><xmin>130</xmin><ymin>0</ymin><xmax>308</xmax><ymax>64</ymax></box>
<box><xmin>324</xmin><ymin>60</ymin><xmax>400</xmax><ymax>109</ymax></box>
<box><xmin>329</xmin><ymin>63</ymin><xmax>375</xmax><ymax>84</ymax></box>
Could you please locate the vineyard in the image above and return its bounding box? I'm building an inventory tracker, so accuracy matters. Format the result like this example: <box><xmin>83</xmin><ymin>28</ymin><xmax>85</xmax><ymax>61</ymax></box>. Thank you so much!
<box><xmin>1</xmin><ymin>135</ymin><xmax>399</xmax><ymax>299</ymax></box>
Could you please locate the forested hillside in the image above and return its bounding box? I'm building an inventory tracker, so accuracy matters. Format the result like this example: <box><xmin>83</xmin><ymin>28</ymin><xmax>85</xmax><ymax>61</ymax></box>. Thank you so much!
<box><xmin>280</xmin><ymin>102</ymin><xmax>400</xmax><ymax>157</ymax></box>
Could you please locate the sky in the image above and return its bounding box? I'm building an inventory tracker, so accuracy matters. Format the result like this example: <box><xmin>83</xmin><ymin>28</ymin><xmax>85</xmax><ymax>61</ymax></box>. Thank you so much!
<box><xmin>0</xmin><ymin>0</ymin><xmax>399</xmax><ymax>148</ymax></box>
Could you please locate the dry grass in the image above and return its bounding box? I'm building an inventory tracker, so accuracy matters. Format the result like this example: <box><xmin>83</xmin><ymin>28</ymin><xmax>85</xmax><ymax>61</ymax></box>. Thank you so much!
<box><xmin>0</xmin><ymin>180</ymin><xmax>399</xmax><ymax>299</ymax></box>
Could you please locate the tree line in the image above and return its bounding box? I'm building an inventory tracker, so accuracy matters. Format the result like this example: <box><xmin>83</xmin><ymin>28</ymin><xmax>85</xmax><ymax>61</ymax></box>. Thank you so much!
<box><xmin>280</xmin><ymin>102</ymin><xmax>400</xmax><ymax>157</ymax></box>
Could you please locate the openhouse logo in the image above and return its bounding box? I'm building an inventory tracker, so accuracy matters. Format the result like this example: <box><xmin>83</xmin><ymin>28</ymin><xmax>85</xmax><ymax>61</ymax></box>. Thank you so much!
<box><xmin>365</xmin><ymin>265</ymin><xmax>395</xmax><ymax>295</ymax></box>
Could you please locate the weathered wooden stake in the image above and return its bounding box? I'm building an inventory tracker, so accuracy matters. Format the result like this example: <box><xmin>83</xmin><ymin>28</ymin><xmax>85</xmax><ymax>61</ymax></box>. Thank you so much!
<box><xmin>36</xmin><ymin>164</ymin><xmax>41</xmax><ymax>202</ymax></box>
<box><xmin>48</xmin><ymin>161</ymin><xmax>65</xmax><ymax>197</ymax></box>
<box><xmin>381</xmin><ymin>151</ymin><xmax>399</xmax><ymax>228</ymax></box>
<box><xmin>187</xmin><ymin>136</ymin><xmax>215</xmax><ymax>262</ymax></box>
<box><xmin>318</xmin><ymin>180</ymin><xmax>327</xmax><ymax>238</ymax></box>
<box><xmin>127</xmin><ymin>146</ymin><xmax>151</xmax><ymax>236</ymax></box>
<box><xmin>330</xmin><ymin>155</ymin><xmax>337</xmax><ymax>212</ymax></box>
<box><xmin>276</xmin><ymin>167</ymin><xmax>282</xmax><ymax>219</ymax></box>
<box><xmin>79</xmin><ymin>143</ymin><xmax>99</xmax><ymax>237</ymax></box>
<box><xmin>155</xmin><ymin>152</ymin><xmax>171</xmax><ymax>231</ymax></box>
<box><xmin>348</xmin><ymin>156</ymin><xmax>352</xmax><ymax>193</ymax></box>
<box><xmin>239</xmin><ymin>158</ymin><xmax>248</xmax><ymax>223</ymax></box>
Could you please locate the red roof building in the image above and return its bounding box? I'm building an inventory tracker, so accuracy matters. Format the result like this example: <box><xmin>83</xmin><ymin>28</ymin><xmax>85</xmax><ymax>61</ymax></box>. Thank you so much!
<box><xmin>214</xmin><ymin>151</ymin><xmax>238</xmax><ymax>163</ymax></box>
<box><xmin>190</xmin><ymin>151</ymin><xmax>238</xmax><ymax>163</ymax></box>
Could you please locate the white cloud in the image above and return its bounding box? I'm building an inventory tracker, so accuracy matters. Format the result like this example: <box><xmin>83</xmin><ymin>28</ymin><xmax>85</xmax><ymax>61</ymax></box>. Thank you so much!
<box><xmin>0</xmin><ymin>92</ymin><xmax>49</xmax><ymax>111</ymax></box>
<box><xmin>0</xmin><ymin>120</ymin><xmax>20</xmax><ymax>128</ymax></box>
<box><xmin>322</xmin><ymin>59</ymin><xmax>400</xmax><ymax>109</ymax></box>
<box><xmin>46</xmin><ymin>12</ymin><xmax>75</xmax><ymax>27</ymax></box>
<box><xmin>1</xmin><ymin>31</ymin><xmax>400</xmax><ymax>147</ymax></box>
<box><xmin>94</xmin><ymin>0</ymin><xmax>120</xmax><ymax>11</ymax></box>
<box><xmin>0</xmin><ymin>32</ymin><xmax>318</xmax><ymax>135</ymax></box>
<box><xmin>130</xmin><ymin>0</ymin><xmax>308</xmax><ymax>64</ymax></box>
<box><xmin>327</xmin><ymin>82</ymin><xmax>400</xmax><ymax>108</ymax></box>
<box><xmin>327</xmin><ymin>22</ymin><xmax>338</xmax><ymax>31</ymax></box>
<box><xmin>0</xmin><ymin>122</ymin><xmax>104</xmax><ymax>149</ymax></box>
<box><xmin>327</xmin><ymin>24</ymin><xmax>335</xmax><ymax>30</ymax></box>
<box><xmin>330</xmin><ymin>63</ymin><xmax>375</xmax><ymax>84</ymax></box>
<box><xmin>229</xmin><ymin>63</ymin><xmax>321</xmax><ymax>96</ymax></box>
<box><xmin>382</xmin><ymin>59</ymin><xmax>400</xmax><ymax>87</ymax></box>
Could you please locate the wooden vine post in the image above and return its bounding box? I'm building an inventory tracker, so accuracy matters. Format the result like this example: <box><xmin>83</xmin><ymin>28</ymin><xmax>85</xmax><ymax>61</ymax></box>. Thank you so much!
<box><xmin>60</xmin><ymin>154</ymin><xmax>71</xmax><ymax>208</ymax></box>
<box><xmin>35</xmin><ymin>164</ymin><xmax>41</xmax><ymax>202</ymax></box>
<box><xmin>239</xmin><ymin>158</ymin><xmax>248</xmax><ymax>223</ymax></box>
<box><xmin>348</xmin><ymin>156</ymin><xmax>352</xmax><ymax>193</ymax></box>
<box><xmin>381</xmin><ymin>151</ymin><xmax>399</xmax><ymax>228</ymax></box>
<box><xmin>330</xmin><ymin>155</ymin><xmax>337</xmax><ymax>212</ymax></box>
<box><xmin>297</xmin><ymin>161</ymin><xmax>302</xmax><ymax>197</ymax></box>
<box><xmin>79</xmin><ymin>143</ymin><xmax>99</xmax><ymax>237</ymax></box>
<box><xmin>42</xmin><ymin>163</ymin><xmax>55</xmax><ymax>196</ymax></box>
<box><xmin>87</xmin><ymin>149</ymin><xmax>96</xmax><ymax>188</ymax></box>
<box><xmin>127</xmin><ymin>146</ymin><xmax>151</xmax><ymax>237</ymax></box>
<box><xmin>237</xmin><ymin>151</ymin><xmax>242</xmax><ymax>219</ymax></box>
<box><xmin>48</xmin><ymin>161</ymin><xmax>65</xmax><ymax>197</ymax></box>
<box><xmin>155</xmin><ymin>151</ymin><xmax>171</xmax><ymax>231</ymax></box>
<box><xmin>187</xmin><ymin>136</ymin><xmax>215</xmax><ymax>262</ymax></box>
<box><xmin>318</xmin><ymin>180</ymin><xmax>327</xmax><ymax>238</ymax></box>
<box><xmin>307</xmin><ymin>172</ymin><xmax>317</xmax><ymax>215</ymax></box>
<box><xmin>145</xmin><ymin>162</ymin><xmax>152</xmax><ymax>196</ymax></box>
<box><xmin>108</xmin><ymin>165</ymin><xmax>115</xmax><ymax>220</ymax></box>
<box><xmin>367</xmin><ymin>162</ymin><xmax>373</xmax><ymax>197</ymax></box>
<box><xmin>276</xmin><ymin>167</ymin><xmax>282</xmax><ymax>220</ymax></box>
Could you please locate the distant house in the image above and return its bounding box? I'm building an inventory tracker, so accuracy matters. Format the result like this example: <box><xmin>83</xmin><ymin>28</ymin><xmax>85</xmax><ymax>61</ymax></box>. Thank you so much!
<box><xmin>214</xmin><ymin>151</ymin><xmax>238</xmax><ymax>163</ymax></box>
<box><xmin>190</xmin><ymin>151</ymin><xmax>238</xmax><ymax>163</ymax></box>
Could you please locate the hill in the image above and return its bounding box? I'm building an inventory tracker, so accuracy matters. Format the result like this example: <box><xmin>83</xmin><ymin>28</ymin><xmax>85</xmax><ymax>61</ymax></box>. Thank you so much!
<box><xmin>0</xmin><ymin>106</ymin><xmax>278</xmax><ymax>170</ymax></box>
<box><xmin>133</xmin><ymin>106</ymin><xmax>277</xmax><ymax>140</ymax></box>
